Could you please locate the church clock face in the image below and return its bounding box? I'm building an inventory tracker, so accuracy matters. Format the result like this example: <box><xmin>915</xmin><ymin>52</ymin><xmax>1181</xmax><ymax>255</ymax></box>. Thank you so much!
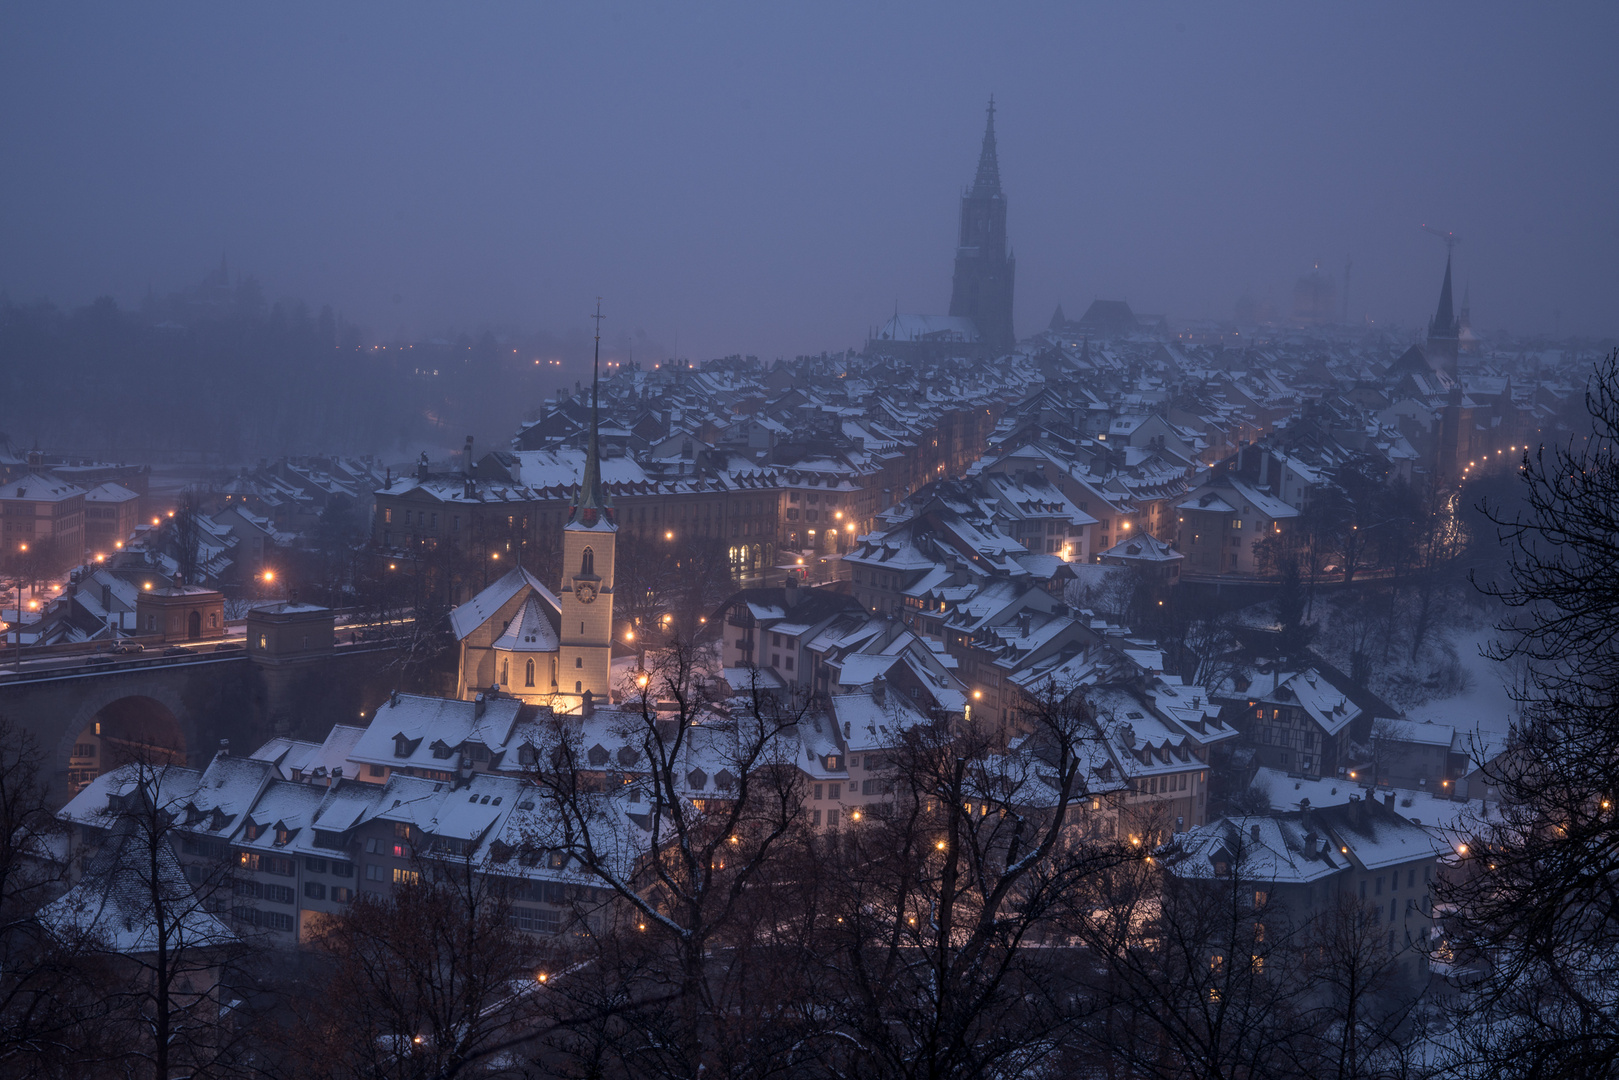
<box><xmin>575</xmin><ymin>580</ymin><xmax>599</xmax><ymax>604</ymax></box>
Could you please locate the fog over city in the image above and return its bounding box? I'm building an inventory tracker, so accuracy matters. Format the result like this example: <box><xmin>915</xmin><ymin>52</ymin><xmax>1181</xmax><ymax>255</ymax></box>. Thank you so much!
<box><xmin>3</xmin><ymin>3</ymin><xmax>1616</xmax><ymax>359</ymax></box>
<box><xmin>3</xmin><ymin>7</ymin><xmax>1619</xmax><ymax>1080</ymax></box>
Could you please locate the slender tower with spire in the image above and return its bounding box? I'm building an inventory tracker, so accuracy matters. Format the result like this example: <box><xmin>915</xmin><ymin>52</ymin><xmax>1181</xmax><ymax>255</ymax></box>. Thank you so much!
<box><xmin>558</xmin><ymin>300</ymin><xmax>617</xmax><ymax>705</ymax></box>
<box><xmin>1426</xmin><ymin>253</ymin><xmax>1460</xmax><ymax>376</ymax></box>
<box><xmin>948</xmin><ymin>97</ymin><xmax>1015</xmax><ymax>350</ymax></box>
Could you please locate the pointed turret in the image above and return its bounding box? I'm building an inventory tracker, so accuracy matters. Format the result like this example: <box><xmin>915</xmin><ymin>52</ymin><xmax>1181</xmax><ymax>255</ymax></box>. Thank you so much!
<box><xmin>972</xmin><ymin>96</ymin><xmax>1002</xmax><ymax>197</ymax></box>
<box><xmin>569</xmin><ymin>301</ymin><xmax>613</xmax><ymax>529</ymax></box>
<box><xmin>1049</xmin><ymin>303</ymin><xmax>1067</xmax><ymax>331</ymax></box>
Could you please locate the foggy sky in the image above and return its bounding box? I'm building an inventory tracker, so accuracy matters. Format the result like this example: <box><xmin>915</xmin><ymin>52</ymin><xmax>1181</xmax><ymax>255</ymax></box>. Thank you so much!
<box><xmin>3</xmin><ymin>3</ymin><xmax>1616</xmax><ymax>356</ymax></box>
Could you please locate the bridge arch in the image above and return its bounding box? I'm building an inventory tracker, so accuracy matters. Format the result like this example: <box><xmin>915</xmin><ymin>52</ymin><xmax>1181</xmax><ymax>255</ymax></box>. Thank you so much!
<box><xmin>58</xmin><ymin>687</ymin><xmax>191</xmax><ymax>795</ymax></box>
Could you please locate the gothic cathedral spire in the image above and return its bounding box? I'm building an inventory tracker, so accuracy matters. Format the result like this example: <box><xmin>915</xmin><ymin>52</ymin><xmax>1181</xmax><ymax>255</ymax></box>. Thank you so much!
<box><xmin>1426</xmin><ymin>253</ymin><xmax>1460</xmax><ymax>376</ymax></box>
<box><xmin>948</xmin><ymin>97</ymin><xmax>1015</xmax><ymax>350</ymax></box>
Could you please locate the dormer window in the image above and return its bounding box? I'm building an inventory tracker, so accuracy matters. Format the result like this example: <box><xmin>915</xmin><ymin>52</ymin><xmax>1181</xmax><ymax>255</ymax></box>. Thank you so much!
<box><xmin>244</xmin><ymin>821</ymin><xmax>261</xmax><ymax>841</ymax></box>
<box><xmin>394</xmin><ymin>735</ymin><xmax>412</xmax><ymax>758</ymax></box>
<box><xmin>275</xmin><ymin>826</ymin><xmax>291</xmax><ymax>846</ymax></box>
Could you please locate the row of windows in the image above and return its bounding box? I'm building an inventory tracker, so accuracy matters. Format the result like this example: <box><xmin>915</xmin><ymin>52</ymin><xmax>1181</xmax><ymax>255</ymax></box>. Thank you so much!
<box><xmin>238</xmin><ymin>852</ymin><xmax>296</xmax><ymax>876</ymax></box>
<box><xmin>233</xmin><ymin>907</ymin><xmax>295</xmax><ymax>932</ymax></box>
<box><xmin>304</xmin><ymin>882</ymin><xmax>356</xmax><ymax>902</ymax></box>
<box><xmin>303</xmin><ymin>856</ymin><xmax>355</xmax><ymax>877</ymax></box>
<box><xmin>365</xmin><ymin>864</ymin><xmax>420</xmax><ymax>885</ymax></box>
<box><xmin>234</xmin><ymin>880</ymin><xmax>296</xmax><ymax>905</ymax></box>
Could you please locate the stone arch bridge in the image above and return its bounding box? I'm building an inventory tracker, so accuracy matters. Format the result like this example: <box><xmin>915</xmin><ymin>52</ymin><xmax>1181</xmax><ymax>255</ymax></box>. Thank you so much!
<box><xmin>0</xmin><ymin>644</ymin><xmax>409</xmax><ymax>805</ymax></box>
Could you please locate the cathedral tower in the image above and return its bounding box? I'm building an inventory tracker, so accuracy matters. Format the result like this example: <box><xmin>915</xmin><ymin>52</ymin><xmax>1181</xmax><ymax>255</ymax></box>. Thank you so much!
<box><xmin>948</xmin><ymin>97</ymin><xmax>1016</xmax><ymax>350</ymax></box>
<box><xmin>1425</xmin><ymin>253</ymin><xmax>1460</xmax><ymax>376</ymax></box>
<box><xmin>558</xmin><ymin>302</ymin><xmax>617</xmax><ymax>704</ymax></box>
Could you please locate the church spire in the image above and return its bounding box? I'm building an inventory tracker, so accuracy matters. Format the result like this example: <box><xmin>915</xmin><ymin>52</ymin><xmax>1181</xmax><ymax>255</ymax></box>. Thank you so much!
<box><xmin>972</xmin><ymin>96</ymin><xmax>1001</xmax><ymax>197</ymax></box>
<box><xmin>1432</xmin><ymin>252</ymin><xmax>1456</xmax><ymax>333</ymax></box>
<box><xmin>570</xmin><ymin>300</ymin><xmax>612</xmax><ymax>527</ymax></box>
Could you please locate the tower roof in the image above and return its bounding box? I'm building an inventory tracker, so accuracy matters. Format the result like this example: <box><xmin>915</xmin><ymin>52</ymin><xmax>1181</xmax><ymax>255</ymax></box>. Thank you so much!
<box><xmin>1432</xmin><ymin>253</ymin><xmax>1456</xmax><ymax>335</ymax></box>
<box><xmin>569</xmin><ymin>302</ymin><xmax>614</xmax><ymax>529</ymax></box>
<box><xmin>971</xmin><ymin>96</ymin><xmax>1002</xmax><ymax>198</ymax></box>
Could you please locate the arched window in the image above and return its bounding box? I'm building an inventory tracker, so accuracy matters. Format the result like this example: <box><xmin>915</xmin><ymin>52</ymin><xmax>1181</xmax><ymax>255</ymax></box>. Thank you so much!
<box><xmin>575</xmin><ymin>681</ymin><xmax>582</xmax><ymax>694</ymax></box>
<box><xmin>500</xmin><ymin>658</ymin><xmax>509</xmax><ymax>685</ymax></box>
<box><xmin>575</xmin><ymin>656</ymin><xmax>583</xmax><ymax>668</ymax></box>
<box><xmin>580</xmin><ymin>547</ymin><xmax>594</xmax><ymax>576</ymax></box>
<box><xmin>525</xmin><ymin>659</ymin><xmax>535</xmax><ymax>687</ymax></box>
<box><xmin>550</xmin><ymin>656</ymin><xmax>558</xmax><ymax>685</ymax></box>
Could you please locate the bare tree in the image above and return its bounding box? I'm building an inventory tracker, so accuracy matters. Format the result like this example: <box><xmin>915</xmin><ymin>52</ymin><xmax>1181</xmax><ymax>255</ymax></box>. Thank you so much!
<box><xmin>1438</xmin><ymin>348</ymin><xmax>1619</xmax><ymax>1077</ymax></box>
<box><xmin>816</xmin><ymin>684</ymin><xmax>1135</xmax><ymax>1080</ymax></box>
<box><xmin>41</xmin><ymin>754</ymin><xmax>259</xmax><ymax>1080</ymax></box>
<box><xmin>299</xmin><ymin>853</ymin><xmax>551</xmax><ymax>1080</ymax></box>
<box><xmin>526</xmin><ymin>637</ymin><xmax>814</xmax><ymax>1079</ymax></box>
<box><xmin>1078</xmin><ymin>829</ymin><xmax>1313</xmax><ymax>1080</ymax></box>
<box><xmin>0</xmin><ymin>716</ymin><xmax>110</xmax><ymax>1076</ymax></box>
<box><xmin>1299</xmin><ymin>892</ymin><xmax>1427</xmax><ymax>1080</ymax></box>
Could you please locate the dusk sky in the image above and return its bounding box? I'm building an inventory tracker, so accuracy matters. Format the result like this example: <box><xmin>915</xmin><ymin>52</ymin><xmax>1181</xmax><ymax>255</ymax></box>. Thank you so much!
<box><xmin>3</xmin><ymin>3</ymin><xmax>1615</xmax><ymax>357</ymax></box>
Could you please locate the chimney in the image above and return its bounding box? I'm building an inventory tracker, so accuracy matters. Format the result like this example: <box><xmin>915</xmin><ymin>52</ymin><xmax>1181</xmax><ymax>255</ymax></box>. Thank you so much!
<box><xmin>333</xmin><ymin>766</ymin><xmax>343</xmax><ymax>780</ymax></box>
<box><xmin>1018</xmin><ymin>611</ymin><xmax>1032</xmax><ymax>638</ymax></box>
<box><xmin>871</xmin><ymin>675</ymin><xmax>886</xmax><ymax>705</ymax></box>
<box><xmin>463</xmin><ymin>434</ymin><xmax>475</xmax><ymax>477</ymax></box>
<box><xmin>784</xmin><ymin>576</ymin><xmax>800</xmax><ymax>609</ymax></box>
<box><xmin>390</xmin><ymin>689</ymin><xmax>400</xmax><ymax>707</ymax></box>
<box><xmin>1250</xmin><ymin>823</ymin><xmax>1261</xmax><ymax>843</ymax></box>
<box><xmin>416</xmin><ymin>452</ymin><xmax>430</xmax><ymax>481</ymax></box>
<box><xmin>218</xmin><ymin>739</ymin><xmax>230</xmax><ymax>757</ymax></box>
<box><xmin>1384</xmin><ymin>790</ymin><xmax>1396</xmax><ymax>808</ymax></box>
<box><xmin>474</xmin><ymin>692</ymin><xmax>486</xmax><ymax>718</ymax></box>
<box><xmin>581</xmin><ymin>689</ymin><xmax>595</xmax><ymax>719</ymax></box>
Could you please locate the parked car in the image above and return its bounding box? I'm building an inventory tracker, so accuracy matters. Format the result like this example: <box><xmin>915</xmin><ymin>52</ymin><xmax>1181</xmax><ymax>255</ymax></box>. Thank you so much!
<box><xmin>109</xmin><ymin>642</ymin><xmax>145</xmax><ymax>655</ymax></box>
<box><xmin>162</xmin><ymin>647</ymin><xmax>190</xmax><ymax>656</ymax></box>
<box><xmin>213</xmin><ymin>642</ymin><xmax>244</xmax><ymax>652</ymax></box>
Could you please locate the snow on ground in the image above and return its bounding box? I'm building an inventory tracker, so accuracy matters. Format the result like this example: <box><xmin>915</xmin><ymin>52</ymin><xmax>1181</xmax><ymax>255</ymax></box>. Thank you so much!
<box><xmin>1401</xmin><ymin>623</ymin><xmax>1516</xmax><ymax>754</ymax></box>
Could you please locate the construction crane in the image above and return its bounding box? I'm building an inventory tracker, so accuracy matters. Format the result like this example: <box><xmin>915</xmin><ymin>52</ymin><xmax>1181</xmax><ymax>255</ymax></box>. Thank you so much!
<box><xmin>1421</xmin><ymin>223</ymin><xmax>1462</xmax><ymax>255</ymax></box>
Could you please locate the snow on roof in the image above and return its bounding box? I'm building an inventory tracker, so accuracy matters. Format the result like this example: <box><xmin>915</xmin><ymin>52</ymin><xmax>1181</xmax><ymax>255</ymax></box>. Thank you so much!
<box><xmin>450</xmin><ymin>566</ymin><xmax>561</xmax><ymax>641</ymax></box>
<box><xmin>491</xmin><ymin>594</ymin><xmax>560</xmax><ymax>653</ymax></box>
<box><xmin>0</xmin><ymin>473</ymin><xmax>86</xmax><ymax>502</ymax></box>
<box><xmin>84</xmin><ymin>481</ymin><xmax>140</xmax><ymax>502</ymax></box>
<box><xmin>57</xmin><ymin>763</ymin><xmax>203</xmax><ymax>829</ymax></box>
<box><xmin>39</xmin><ymin>816</ymin><xmax>236</xmax><ymax>955</ymax></box>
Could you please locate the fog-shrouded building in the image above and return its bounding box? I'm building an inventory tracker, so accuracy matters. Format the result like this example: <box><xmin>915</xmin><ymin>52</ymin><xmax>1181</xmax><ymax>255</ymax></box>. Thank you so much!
<box><xmin>948</xmin><ymin>97</ymin><xmax>1015</xmax><ymax>350</ymax></box>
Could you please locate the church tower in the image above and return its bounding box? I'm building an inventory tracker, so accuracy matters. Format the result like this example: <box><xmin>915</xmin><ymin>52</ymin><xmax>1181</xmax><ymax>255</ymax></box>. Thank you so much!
<box><xmin>948</xmin><ymin>97</ymin><xmax>1016</xmax><ymax>350</ymax></box>
<box><xmin>1425</xmin><ymin>253</ymin><xmax>1460</xmax><ymax>376</ymax></box>
<box><xmin>558</xmin><ymin>302</ymin><xmax>617</xmax><ymax>705</ymax></box>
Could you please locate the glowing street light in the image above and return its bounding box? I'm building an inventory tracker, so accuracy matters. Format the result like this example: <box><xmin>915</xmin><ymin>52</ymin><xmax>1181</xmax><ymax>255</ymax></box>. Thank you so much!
<box><xmin>664</xmin><ymin>530</ymin><xmax>674</xmax><ymax>540</ymax></box>
<box><xmin>262</xmin><ymin>570</ymin><xmax>276</xmax><ymax>583</ymax></box>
